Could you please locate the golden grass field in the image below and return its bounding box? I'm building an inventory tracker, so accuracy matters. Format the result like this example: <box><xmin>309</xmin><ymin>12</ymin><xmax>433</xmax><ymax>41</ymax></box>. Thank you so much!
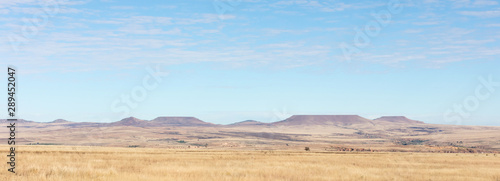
<box><xmin>1</xmin><ymin>145</ymin><xmax>499</xmax><ymax>181</ymax></box>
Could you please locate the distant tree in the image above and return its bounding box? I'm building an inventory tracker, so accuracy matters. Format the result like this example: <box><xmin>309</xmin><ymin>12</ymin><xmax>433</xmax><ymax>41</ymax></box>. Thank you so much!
<box><xmin>305</xmin><ymin>147</ymin><xmax>310</xmax><ymax>151</ymax></box>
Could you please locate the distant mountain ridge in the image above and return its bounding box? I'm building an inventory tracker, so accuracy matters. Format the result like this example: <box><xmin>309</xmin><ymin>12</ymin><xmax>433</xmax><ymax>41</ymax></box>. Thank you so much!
<box><xmin>109</xmin><ymin>117</ymin><xmax>148</xmax><ymax>127</ymax></box>
<box><xmin>5</xmin><ymin>115</ymin><xmax>500</xmax><ymax>153</ymax></box>
<box><xmin>272</xmin><ymin>115</ymin><xmax>374</xmax><ymax>126</ymax></box>
<box><xmin>373</xmin><ymin>116</ymin><xmax>424</xmax><ymax>124</ymax></box>
<box><xmin>150</xmin><ymin>117</ymin><xmax>214</xmax><ymax>126</ymax></box>
<box><xmin>51</xmin><ymin>119</ymin><xmax>71</xmax><ymax>123</ymax></box>
<box><xmin>0</xmin><ymin>119</ymin><xmax>34</xmax><ymax>123</ymax></box>
<box><xmin>1</xmin><ymin>115</ymin><xmax>426</xmax><ymax>127</ymax></box>
<box><xmin>107</xmin><ymin>116</ymin><xmax>214</xmax><ymax>127</ymax></box>
<box><xmin>230</xmin><ymin>120</ymin><xmax>269</xmax><ymax>126</ymax></box>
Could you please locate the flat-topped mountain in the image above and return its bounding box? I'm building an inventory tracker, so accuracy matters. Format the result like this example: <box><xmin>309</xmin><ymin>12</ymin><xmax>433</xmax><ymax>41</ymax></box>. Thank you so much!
<box><xmin>106</xmin><ymin>117</ymin><xmax>213</xmax><ymax>127</ymax></box>
<box><xmin>150</xmin><ymin>117</ymin><xmax>214</xmax><ymax>126</ymax></box>
<box><xmin>51</xmin><ymin>119</ymin><xmax>71</xmax><ymax>123</ymax></box>
<box><xmin>272</xmin><ymin>115</ymin><xmax>374</xmax><ymax>126</ymax></box>
<box><xmin>229</xmin><ymin>120</ymin><xmax>269</xmax><ymax>126</ymax></box>
<box><xmin>373</xmin><ymin>116</ymin><xmax>424</xmax><ymax>124</ymax></box>
<box><xmin>0</xmin><ymin>119</ymin><xmax>34</xmax><ymax>123</ymax></box>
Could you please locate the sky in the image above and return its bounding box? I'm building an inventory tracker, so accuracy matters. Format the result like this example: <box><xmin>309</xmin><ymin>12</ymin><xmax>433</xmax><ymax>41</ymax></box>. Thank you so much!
<box><xmin>0</xmin><ymin>0</ymin><xmax>499</xmax><ymax>125</ymax></box>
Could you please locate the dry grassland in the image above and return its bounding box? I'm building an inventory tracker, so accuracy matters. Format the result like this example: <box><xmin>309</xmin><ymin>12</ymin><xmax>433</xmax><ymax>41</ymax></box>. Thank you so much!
<box><xmin>1</xmin><ymin>145</ymin><xmax>499</xmax><ymax>181</ymax></box>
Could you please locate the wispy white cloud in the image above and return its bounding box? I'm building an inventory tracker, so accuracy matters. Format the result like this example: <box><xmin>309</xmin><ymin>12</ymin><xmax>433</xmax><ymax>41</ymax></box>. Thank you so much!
<box><xmin>177</xmin><ymin>14</ymin><xmax>235</xmax><ymax>24</ymax></box>
<box><xmin>270</xmin><ymin>0</ymin><xmax>384</xmax><ymax>12</ymax></box>
<box><xmin>486</xmin><ymin>23</ymin><xmax>500</xmax><ymax>27</ymax></box>
<box><xmin>472</xmin><ymin>0</ymin><xmax>499</xmax><ymax>6</ymax></box>
<box><xmin>110</xmin><ymin>6</ymin><xmax>135</xmax><ymax>10</ymax></box>
<box><xmin>1</xmin><ymin>0</ymin><xmax>499</xmax><ymax>73</ymax></box>
<box><xmin>8</xmin><ymin>6</ymin><xmax>82</xmax><ymax>14</ymax></box>
<box><xmin>459</xmin><ymin>9</ymin><xmax>500</xmax><ymax>18</ymax></box>
<box><xmin>0</xmin><ymin>8</ymin><xmax>9</xmax><ymax>14</ymax></box>
<box><xmin>118</xmin><ymin>25</ymin><xmax>182</xmax><ymax>35</ymax></box>
<box><xmin>450</xmin><ymin>0</ymin><xmax>472</xmax><ymax>8</ymax></box>
<box><xmin>352</xmin><ymin>52</ymin><xmax>427</xmax><ymax>66</ymax></box>
<box><xmin>273</xmin><ymin>10</ymin><xmax>305</xmax><ymax>15</ymax></box>
<box><xmin>404</xmin><ymin>29</ymin><xmax>424</xmax><ymax>33</ymax></box>
<box><xmin>413</xmin><ymin>21</ymin><xmax>441</xmax><ymax>26</ymax></box>
<box><xmin>453</xmin><ymin>39</ymin><xmax>495</xmax><ymax>44</ymax></box>
<box><xmin>264</xmin><ymin>28</ymin><xmax>311</xmax><ymax>35</ymax></box>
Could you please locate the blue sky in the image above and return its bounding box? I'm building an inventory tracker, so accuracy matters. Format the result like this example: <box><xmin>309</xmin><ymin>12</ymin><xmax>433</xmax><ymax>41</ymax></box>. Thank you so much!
<box><xmin>1</xmin><ymin>0</ymin><xmax>499</xmax><ymax>125</ymax></box>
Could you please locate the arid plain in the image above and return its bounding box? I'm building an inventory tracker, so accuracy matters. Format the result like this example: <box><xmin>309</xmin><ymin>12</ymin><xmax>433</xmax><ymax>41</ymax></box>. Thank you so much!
<box><xmin>1</xmin><ymin>145</ymin><xmax>499</xmax><ymax>181</ymax></box>
<box><xmin>1</xmin><ymin>115</ymin><xmax>500</xmax><ymax>180</ymax></box>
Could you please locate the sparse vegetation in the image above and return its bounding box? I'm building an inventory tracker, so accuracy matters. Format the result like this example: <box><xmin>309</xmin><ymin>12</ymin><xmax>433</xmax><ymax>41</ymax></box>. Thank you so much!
<box><xmin>395</xmin><ymin>139</ymin><xmax>428</xmax><ymax>145</ymax></box>
<box><xmin>190</xmin><ymin>143</ymin><xmax>208</xmax><ymax>147</ymax></box>
<box><xmin>1</xmin><ymin>145</ymin><xmax>499</xmax><ymax>181</ymax></box>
